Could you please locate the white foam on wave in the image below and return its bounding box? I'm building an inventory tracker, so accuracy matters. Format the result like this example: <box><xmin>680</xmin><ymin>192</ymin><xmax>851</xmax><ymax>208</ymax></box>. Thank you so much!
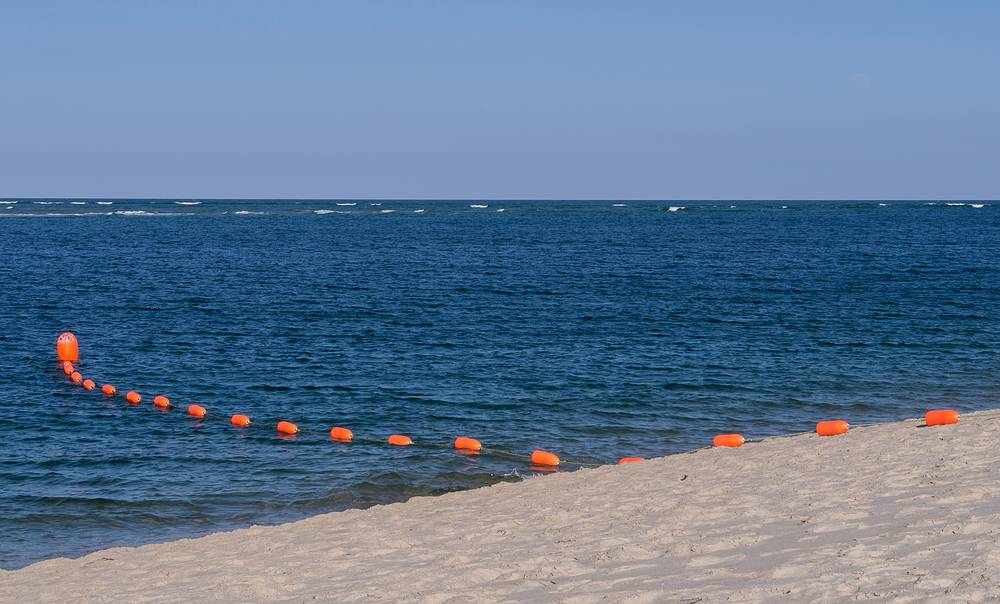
<box><xmin>730</xmin><ymin>205</ymin><xmax>737</xmax><ymax>208</ymax></box>
<box><xmin>175</xmin><ymin>201</ymin><xmax>202</xmax><ymax>205</ymax></box>
<box><xmin>114</xmin><ymin>210</ymin><xmax>194</xmax><ymax>216</ymax></box>
<box><xmin>946</xmin><ymin>202</ymin><xmax>966</xmax><ymax>206</ymax></box>
<box><xmin>496</xmin><ymin>208</ymin><xmax>505</xmax><ymax>212</ymax></box>
<box><xmin>233</xmin><ymin>211</ymin><xmax>265</xmax><ymax>215</ymax></box>
<box><xmin>413</xmin><ymin>209</ymin><xmax>425</xmax><ymax>213</ymax></box>
<box><xmin>668</xmin><ymin>206</ymin><xmax>685</xmax><ymax>212</ymax></box>
<box><xmin>2</xmin><ymin>212</ymin><xmax>114</xmax><ymax>217</ymax></box>
<box><xmin>378</xmin><ymin>209</ymin><xmax>396</xmax><ymax>214</ymax></box>
<box><xmin>96</xmin><ymin>201</ymin><xmax>113</xmax><ymax>205</ymax></box>
<box><xmin>4</xmin><ymin>206</ymin><xmax>13</xmax><ymax>210</ymax></box>
<box><xmin>369</xmin><ymin>202</ymin><xmax>382</xmax><ymax>206</ymax></box>
<box><xmin>34</xmin><ymin>201</ymin><xmax>61</xmax><ymax>205</ymax></box>
<box><xmin>879</xmin><ymin>203</ymin><xmax>888</xmax><ymax>207</ymax></box>
<box><xmin>972</xmin><ymin>204</ymin><xmax>986</xmax><ymax>208</ymax></box>
<box><xmin>612</xmin><ymin>203</ymin><xmax>627</xmax><ymax>207</ymax></box>
<box><xmin>470</xmin><ymin>204</ymin><xmax>488</xmax><ymax>208</ymax></box>
<box><xmin>337</xmin><ymin>202</ymin><xmax>357</xmax><ymax>206</ymax></box>
<box><xmin>70</xmin><ymin>201</ymin><xmax>87</xmax><ymax>205</ymax></box>
<box><xmin>314</xmin><ymin>209</ymin><xmax>337</xmax><ymax>214</ymax></box>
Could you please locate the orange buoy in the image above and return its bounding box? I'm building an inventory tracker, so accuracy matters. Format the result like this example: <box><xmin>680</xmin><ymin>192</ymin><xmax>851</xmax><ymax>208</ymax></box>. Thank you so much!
<box><xmin>618</xmin><ymin>457</ymin><xmax>645</xmax><ymax>464</ymax></box>
<box><xmin>388</xmin><ymin>434</ymin><xmax>413</xmax><ymax>446</ymax></box>
<box><xmin>125</xmin><ymin>391</ymin><xmax>142</xmax><ymax>404</ymax></box>
<box><xmin>82</xmin><ymin>379</ymin><xmax>96</xmax><ymax>391</ymax></box>
<box><xmin>277</xmin><ymin>421</ymin><xmax>299</xmax><ymax>435</ymax></box>
<box><xmin>925</xmin><ymin>409</ymin><xmax>960</xmax><ymax>426</ymax></box>
<box><xmin>816</xmin><ymin>420</ymin><xmax>849</xmax><ymax>437</ymax></box>
<box><xmin>188</xmin><ymin>404</ymin><xmax>207</xmax><ymax>418</ymax></box>
<box><xmin>62</xmin><ymin>361</ymin><xmax>74</xmax><ymax>375</ymax></box>
<box><xmin>56</xmin><ymin>332</ymin><xmax>79</xmax><ymax>362</ymax></box>
<box><xmin>531</xmin><ymin>450</ymin><xmax>560</xmax><ymax>466</ymax></box>
<box><xmin>330</xmin><ymin>426</ymin><xmax>354</xmax><ymax>442</ymax></box>
<box><xmin>70</xmin><ymin>371</ymin><xmax>83</xmax><ymax>384</ymax></box>
<box><xmin>231</xmin><ymin>414</ymin><xmax>251</xmax><ymax>427</ymax></box>
<box><xmin>153</xmin><ymin>395</ymin><xmax>171</xmax><ymax>409</ymax></box>
<box><xmin>454</xmin><ymin>437</ymin><xmax>482</xmax><ymax>452</ymax></box>
<box><xmin>713</xmin><ymin>433</ymin><xmax>746</xmax><ymax>448</ymax></box>
<box><xmin>102</xmin><ymin>384</ymin><xmax>117</xmax><ymax>396</ymax></box>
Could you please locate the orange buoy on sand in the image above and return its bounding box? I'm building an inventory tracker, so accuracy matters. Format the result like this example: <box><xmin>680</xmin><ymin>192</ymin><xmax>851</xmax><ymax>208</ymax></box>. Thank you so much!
<box><xmin>62</xmin><ymin>361</ymin><xmax>74</xmax><ymax>375</ymax></box>
<box><xmin>187</xmin><ymin>404</ymin><xmax>207</xmax><ymax>418</ymax></box>
<box><xmin>713</xmin><ymin>434</ymin><xmax>746</xmax><ymax>448</ymax></box>
<box><xmin>277</xmin><ymin>421</ymin><xmax>299</xmax><ymax>435</ymax></box>
<box><xmin>454</xmin><ymin>437</ymin><xmax>482</xmax><ymax>452</ymax></box>
<box><xmin>102</xmin><ymin>384</ymin><xmax>117</xmax><ymax>396</ymax></box>
<box><xmin>125</xmin><ymin>391</ymin><xmax>142</xmax><ymax>404</ymax></box>
<box><xmin>330</xmin><ymin>427</ymin><xmax>354</xmax><ymax>442</ymax></box>
<box><xmin>70</xmin><ymin>371</ymin><xmax>83</xmax><ymax>384</ymax></box>
<box><xmin>618</xmin><ymin>457</ymin><xmax>645</xmax><ymax>464</ymax></box>
<box><xmin>531</xmin><ymin>450</ymin><xmax>560</xmax><ymax>466</ymax></box>
<box><xmin>56</xmin><ymin>332</ymin><xmax>79</xmax><ymax>362</ymax></box>
<box><xmin>388</xmin><ymin>434</ymin><xmax>413</xmax><ymax>446</ymax></box>
<box><xmin>816</xmin><ymin>420</ymin><xmax>849</xmax><ymax>437</ymax></box>
<box><xmin>231</xmin><ymin>414</ymin><xmax>251</xmax><ymax>427</ymax></box>
<box><xmin>925</xmin><ymin>409</ymin><xmax>960</xmax><ymax>426</ymax></box>
<box><xmin>82</xmin><ymin>379</ymin><xmax>96</xmax><ymax>391</ymax></box>
<box><xmin>153</xmin><ymin>395</ymin><xmax>171</xmax><ymax>409</ymax></box>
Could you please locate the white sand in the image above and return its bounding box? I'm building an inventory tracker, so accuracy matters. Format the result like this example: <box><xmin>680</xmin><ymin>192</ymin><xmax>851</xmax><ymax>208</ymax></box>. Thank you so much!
<box><xmin>3</xmin><ymin>411</ymin><xmax>1000</xmax><ymax>603</ymax></box>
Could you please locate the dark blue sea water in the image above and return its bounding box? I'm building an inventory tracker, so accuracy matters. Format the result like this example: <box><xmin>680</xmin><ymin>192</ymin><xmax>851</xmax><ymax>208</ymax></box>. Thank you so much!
<box><xmin>1</xmin><ymin>199</ymin><xmax>998</xmax><ymax>569</ymax></box>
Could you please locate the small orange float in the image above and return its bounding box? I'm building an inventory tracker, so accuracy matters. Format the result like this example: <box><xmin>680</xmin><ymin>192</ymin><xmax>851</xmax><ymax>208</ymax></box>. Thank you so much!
<box><xmin>56</xmin><ymin>332</ymin><xmax>79</xmax><ymax>362</ymax></box>
<box><xmin>187</xmin><ymin>404</ymin><xmax>207</xmax><ymax>418</ymax></box>
<box><xmin>925</xmin><ymin>409</ymin><xmax>959</xmax><ymax>426</ymax></box>
<box><xmin>70</xmin><ymin>371</ymin><xmax>83</xmax><ymax>384</ymax></box>
<box><xmin>618</xmin><ymin>457</ymin><xmax>645</xmax><ymax>464</ymax></box>
<box><xmin>153</xmin><ymin>395</ymin><xmax>171</xmax><ymax>409</ymax></box>
<box><xmin>816</xmin><ymin>420</ymin><xmax>849</xmax><ymax>437</ymax></box>
<box><xmin>330</xmin><ymin>427</ymin><xmax>354</xmax><ymax>442</ymax></box>
<box><xmin>531</xmin><ymin>450</ymin><xmax>560</xmax><ymax>466</ymax></box>
<box><xmin>454</xmin><ymin>437</ymin><xmax>482</xmax><ymax>452</ymax></box>
<box><xmin>82</xmin><ymin>379</ymin><xmax>96</xmax><ymax>391</ymax></box>
<box><xmin>62</xmin><ymin>361</ymin><xmax>74</xmax><ymax>375</ymax></box>
<box><xmin>231</xmin><ymin>414</ymin><xmax>251</xmax><ymax>427</ymax></box>
<box><xmin>102</xmin><ymin>384</ymin><xmax>117</xmax><ymax>396</ymax></box>
<box><xmin>388</xmin><ymin>434</ymin><xmax>413</xmax><ymax>446</ymax></box>
<box><xmin>713</xmin><ymin>434</ymin><xmax>745</xmax><ymax>448</ymax></box>
<box><xmin>277</xmin><ymin>421</ymin><xmax>299</xmax><ymax>435</ymax></box>
<box><xmin>125</xmin><ymin>391</ymin><xmax>142</xmax><ymax>404</ymax></box>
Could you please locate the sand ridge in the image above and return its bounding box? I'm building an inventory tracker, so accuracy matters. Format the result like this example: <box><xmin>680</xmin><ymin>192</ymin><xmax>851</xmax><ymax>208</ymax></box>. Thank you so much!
<box><xmin>3</xmin><ymin>411</ymin><xmax>1000</xmax><ymax>602</ymax></box>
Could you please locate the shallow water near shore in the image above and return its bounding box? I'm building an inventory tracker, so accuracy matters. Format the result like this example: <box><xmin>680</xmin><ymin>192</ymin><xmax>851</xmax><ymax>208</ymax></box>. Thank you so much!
<box><xmin>1</xmin><ymin>199</ymin><xmax>998</xmax><ymax>569</ymax></box>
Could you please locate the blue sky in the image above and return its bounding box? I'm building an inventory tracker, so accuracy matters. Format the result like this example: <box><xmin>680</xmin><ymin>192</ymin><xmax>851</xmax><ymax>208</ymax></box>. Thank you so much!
<box><xmin>1</xmin><ymin>1</ymin><xmax>997</xmax><ymax>199</ymax></box>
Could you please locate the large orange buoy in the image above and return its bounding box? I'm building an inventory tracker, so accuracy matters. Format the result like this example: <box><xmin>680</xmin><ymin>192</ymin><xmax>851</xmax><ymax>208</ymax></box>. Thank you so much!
<box><xmin>816</xmin><ymin>420</ymin><xmax>849</xmax><ymax>437</ymax></box>
<box><xmin>618</xmin><ymin>457</ymin><xmax>645</xmax><ymax>464</ymax></box>
<box><xmin>62</xmin><ymin>361</ymin><xmax>74</xmax><ymax>376</ymax></box>
<box><xmin>56</xmin><ymin>332</ymin><xmax>79</xmax><ymax>362</ymax></box>
<box><xmin>82</xmin><ymin>379</ymin><xmax>96</xmax><ymax>391</ymax></box>
<box><xmin>231</xmin><ymin>414</ymin><xmax>251</xmax><ymax>427</ymax></box>
<box><xmin>454</xmin><ymin>437</ymin><xmax>482</xmax><ymax>452</ymax></box>
<box><xmin>102</xmin><ymin>384</ymin><xmax>117</xmax><ymax>396</ymax></box>
<box><xmin>70</xmin><ymin>371</ymin><xmax>83</xmax><ymax>384</ymax></box>
<box><xmin>388</xmin><ymin>434</ymin><xmax>413</xmax><ymax>446</ymax></box>
<box><xmin>330</xmin><ymin>427</ymin><xmax>354</xmax><ymax>442</ymax></box>
<box><xmin>531</xmin><ymin>450</ymin><xmax>560</xmax><ymax>466</ymax></box>
<box><xmin>277</xmin><ymin>421</ymin><xmax>299</xmax><ymax>435</ymax></box>
<box><xmin>925</xmin><ymin>409</ymin><xmax>960</xmax><ymax>426</ymax></box>
<box><xmin>125</xmin><ymin>391</ymin><xmax>142</xmax><ymax>404</ymax></box>
<box><xmin>153</xmin><ymin>395</ymin><xmax>171</xmax><ymax>409</ymax></box>
<box><xmin>187</xmin><ymin>404</ymin><xmax>207</xmax><ymax>418</ymax></box>
<box><xmin>713</xmin><ymin>434</ymin><xmax>746</xmax><ymax>448</ymax></box>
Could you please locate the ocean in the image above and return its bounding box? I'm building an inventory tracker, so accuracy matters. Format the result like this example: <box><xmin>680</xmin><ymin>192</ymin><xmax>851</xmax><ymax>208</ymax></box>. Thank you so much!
<box><xmin>1</xmin><ymin>199</ymin><xmax>997</xmax><ymax>569</ymax></box>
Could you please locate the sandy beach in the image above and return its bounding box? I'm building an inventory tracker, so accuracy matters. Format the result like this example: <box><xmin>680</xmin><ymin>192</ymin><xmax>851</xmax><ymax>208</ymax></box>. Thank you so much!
<box><xmin>3</xmin><ymin>410</ymin><xmax>999</xmax><ymax>603</ymax></box>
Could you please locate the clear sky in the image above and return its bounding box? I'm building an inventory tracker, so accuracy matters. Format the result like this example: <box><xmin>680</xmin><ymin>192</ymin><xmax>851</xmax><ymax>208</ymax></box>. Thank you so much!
<box><xmin>1</xmin><ymin>1</ymin><xmax>997</xmax><ymax>199</ymax></box>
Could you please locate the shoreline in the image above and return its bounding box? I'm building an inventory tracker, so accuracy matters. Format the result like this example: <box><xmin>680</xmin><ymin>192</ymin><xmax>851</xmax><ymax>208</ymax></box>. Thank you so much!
<box><xmin>3</xmin><ymin>410</ymin><xmax>1000</xmax><ymax>602</ymax></box>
